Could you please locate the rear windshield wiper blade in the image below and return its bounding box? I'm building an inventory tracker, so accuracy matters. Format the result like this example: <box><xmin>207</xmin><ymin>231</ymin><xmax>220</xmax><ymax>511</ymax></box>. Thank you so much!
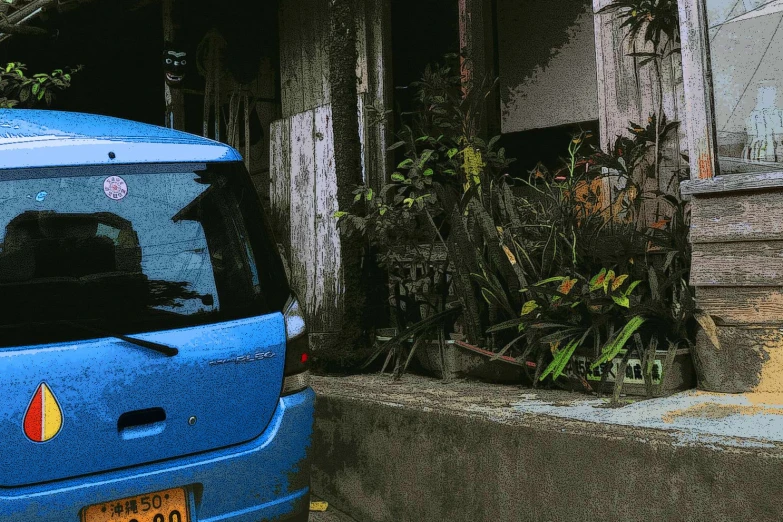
<box><xmin>61</xmin><ymin>320</ymin><xmax>178</xmax><ymax>357</ymax></box>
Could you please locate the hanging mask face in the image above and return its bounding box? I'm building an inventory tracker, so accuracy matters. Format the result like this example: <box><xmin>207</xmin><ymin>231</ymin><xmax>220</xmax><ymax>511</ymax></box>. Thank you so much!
<box><xmin>163</xmin><ymin>47</ymin><xmax>188</xmax><ymax>87</ymax></box>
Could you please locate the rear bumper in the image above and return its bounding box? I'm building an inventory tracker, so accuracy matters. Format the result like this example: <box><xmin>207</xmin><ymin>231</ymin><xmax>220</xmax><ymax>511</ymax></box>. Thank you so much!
<box><xmin>0</xmin><ymin>387</ymin><xmax>315</xmax><ymax>522</ymax></box>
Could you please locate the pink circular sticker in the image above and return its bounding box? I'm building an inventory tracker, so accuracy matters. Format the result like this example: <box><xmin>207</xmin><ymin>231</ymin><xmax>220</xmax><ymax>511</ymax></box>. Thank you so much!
<box><xmin>103</xmin><ymin>176</ymin><xmax>128</xmax><ymax>200</ymax></box>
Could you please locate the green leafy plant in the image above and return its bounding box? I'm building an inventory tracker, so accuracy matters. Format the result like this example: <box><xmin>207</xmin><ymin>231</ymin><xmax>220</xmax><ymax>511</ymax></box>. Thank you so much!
<box><xmin>488</xmin><ymin>268</ymin><xmax>644</xmax><ymax>385</ymax></box>
<box><xmin>0</xmin><ymin>62</ymin><xmax>83</xmax><ymax>109</ymax></box>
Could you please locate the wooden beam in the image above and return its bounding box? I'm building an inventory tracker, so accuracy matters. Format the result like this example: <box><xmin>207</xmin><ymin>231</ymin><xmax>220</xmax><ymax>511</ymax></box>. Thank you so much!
<box><xmin>690</xmin><ymin>189</ymin><xmax>783</xmax><ymax>243</ymax></box>
<box><xmin>364</xmin><ymin>0</ymin><xmax>393</xmax><ymax>194</ymax></box>
<box><xmin>458</xmin><ymin>0</ymin><xmax>499</xmax><ymax>135</ymax></box>
<box><xmin>696</xmin><ymin>287</ymin><xmax>783</xmax><ymax>326</ymax></box>
<box><xmin>677</xmin><ymin>0</ymin><xmax>719</xmax><ymax>180</ymax></box>
<box><xmin>322</xmin><ymin>0</ymin><xmax>366</xmax><ymax>353</ymax></box>
<box><xmin>691</xmin><ymin>240</ymin><xmax>783</xmax><ymax>286</ymax></box>
<box><xmin>162</xmin><ymin>0</ymin><xmax>185</xmax><ymax>130</ymax></box>
<box><xmin>681</xmin><ymin>171</ymin><xmax>783</xmax><ymax>196</ymax></box>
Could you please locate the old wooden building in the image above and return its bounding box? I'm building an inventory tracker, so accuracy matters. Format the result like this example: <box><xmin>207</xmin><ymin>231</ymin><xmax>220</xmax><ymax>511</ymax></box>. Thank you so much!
<box><xmin>4</xmin><ymin>0</ymin><xmax>783</xmax><ymax>390</ymax></box>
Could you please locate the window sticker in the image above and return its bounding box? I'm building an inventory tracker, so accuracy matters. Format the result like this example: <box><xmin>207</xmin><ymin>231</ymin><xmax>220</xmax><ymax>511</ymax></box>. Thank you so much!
<box><xmin>103</xmin><ymin>176</ymin><xmax>128</xmax><ymax>200</ymax></box>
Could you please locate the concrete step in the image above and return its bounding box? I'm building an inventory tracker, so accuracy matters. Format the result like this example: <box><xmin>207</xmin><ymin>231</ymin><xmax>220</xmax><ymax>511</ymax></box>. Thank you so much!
<box><xmin>311</xmin><ymin>373</ymin><xmax>783</xmax><ymax>522</ymax></box>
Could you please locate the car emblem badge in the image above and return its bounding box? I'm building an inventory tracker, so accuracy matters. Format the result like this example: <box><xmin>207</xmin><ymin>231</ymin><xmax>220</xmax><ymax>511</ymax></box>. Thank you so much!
<box><xmin>23</xmin><ymin>383</ymin><xmax>63</xmax><ymax>443</ymax></box>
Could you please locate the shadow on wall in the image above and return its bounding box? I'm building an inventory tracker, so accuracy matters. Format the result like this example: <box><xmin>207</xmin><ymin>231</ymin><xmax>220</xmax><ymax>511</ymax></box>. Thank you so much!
<box><xmin>497</xmin><ymin>0</ymin><xmax>599</xmax><ymax>134</ymax></box>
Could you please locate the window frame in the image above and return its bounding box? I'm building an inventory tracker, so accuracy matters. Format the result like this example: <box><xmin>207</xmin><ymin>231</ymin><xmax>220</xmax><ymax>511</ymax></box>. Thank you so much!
<box><xmin>678</xmin><ymin>0</ymin><xmax>783</xmax><ymax>195</ymax></box>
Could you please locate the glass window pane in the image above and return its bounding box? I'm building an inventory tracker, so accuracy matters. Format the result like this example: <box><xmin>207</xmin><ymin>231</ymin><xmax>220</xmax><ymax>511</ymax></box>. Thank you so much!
<box><xmin>707</xmin><ymin>0</ymin><xmax>783</xmax><ymax>174</ymax></box>
<box><xmin>0</xmin><ymin>163</ymin><xmax>289</xmax><ymax>348</ymax></box>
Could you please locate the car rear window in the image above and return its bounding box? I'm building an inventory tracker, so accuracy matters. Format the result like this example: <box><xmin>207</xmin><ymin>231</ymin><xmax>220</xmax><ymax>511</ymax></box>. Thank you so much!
<box><xmin>0</xmin><ymin>162</ymin><xmax>289</xmax><ymax>347</ymax></box>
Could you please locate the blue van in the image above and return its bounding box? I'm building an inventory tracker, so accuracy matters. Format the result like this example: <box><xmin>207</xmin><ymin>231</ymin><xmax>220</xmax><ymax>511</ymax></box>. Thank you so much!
<box><xmin>0</xmin><ymin>110</ymin><xmax>314</xmax><ymax>522</ymax></box>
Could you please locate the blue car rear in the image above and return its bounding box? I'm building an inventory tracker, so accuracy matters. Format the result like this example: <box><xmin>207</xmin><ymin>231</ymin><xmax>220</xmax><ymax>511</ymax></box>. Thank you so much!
<box><xmin>0</xmin><ymin>110</ymin><xmax>313</xmax><ymax>522</ymax></box>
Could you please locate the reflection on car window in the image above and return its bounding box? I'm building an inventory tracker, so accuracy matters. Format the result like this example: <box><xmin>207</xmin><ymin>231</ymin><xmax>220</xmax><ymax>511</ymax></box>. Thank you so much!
<box><xmin>0</xmin><ymin>164</ymin><xmax>286</xmax><ymax>347</ymax></box>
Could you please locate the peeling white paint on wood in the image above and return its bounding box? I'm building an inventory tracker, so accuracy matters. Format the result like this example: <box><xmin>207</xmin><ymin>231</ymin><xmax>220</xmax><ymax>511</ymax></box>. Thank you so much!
<box><xmin>289</xmin><ymin>110</ymin><xmax>317</xmax><ymax>315</ymax></box>
<box><xmin>270</xmin><ymin>118</ymin><xmax>291</xmax><ymax>245</ymax></box>
<box><xmin>270</xmin><ymin>104</ymin><xmax>344</xmax><ymax>334</ymax></box>
<box><xmin>314</xmin><ymin>104</ymin><xmax>344</xmax><ymax>331</ymax></box>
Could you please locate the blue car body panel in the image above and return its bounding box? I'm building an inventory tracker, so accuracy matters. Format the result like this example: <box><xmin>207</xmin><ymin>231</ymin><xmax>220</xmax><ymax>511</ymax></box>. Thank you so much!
<box><xmin>0</xmin><ymin>314</ymin><xmax>286</xmax><ymax>487</ymax></box>
<box><xmin>0</xmin><ymin>110</ymin><xmax>313</xmax><ymax>521</ymax></box>
<box><xmin>0</xmin><ymin>109</ymin><xmax>242</xmax><ymax>168</ymax></box>
<box><xmin>0</xmin><ymin>389</ymin><xmax>315</xmax><ymax>522</ymax></box>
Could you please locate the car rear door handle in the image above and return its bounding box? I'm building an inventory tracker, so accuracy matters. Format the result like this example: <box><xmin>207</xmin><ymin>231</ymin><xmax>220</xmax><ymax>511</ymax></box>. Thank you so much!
<box><xmin>118</xmin><ymin>407</ymin><xmax>166</xmax><ymax>440</ymax></box>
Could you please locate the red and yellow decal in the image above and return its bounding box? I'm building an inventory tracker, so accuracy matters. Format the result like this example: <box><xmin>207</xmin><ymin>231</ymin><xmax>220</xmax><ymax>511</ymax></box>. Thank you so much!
<box><xmin>23</xmin><ymin>383</ymin><xmax>63</xmax><ymax>442</ymax></box>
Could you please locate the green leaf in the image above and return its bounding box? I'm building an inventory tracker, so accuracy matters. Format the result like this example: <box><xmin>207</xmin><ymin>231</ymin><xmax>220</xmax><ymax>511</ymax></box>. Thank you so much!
<box><xmin>365</xmin><ymin>188</ymin><xmax>373</xmax><ymax>201</ymax></box>
<box><xmin>31</xmin><ymin>83</ymin><xmax>39</xmax><ymax>95</ymax></box>
<box><xmin>333</xmin><ymin>211</ymin><xmax>347</xmax><ymax>218</ymax></box>
<box><xmin>486</xmin><ymin>318</ymin><xmax>525</xmax><ymax>333</ymax></box>
<box><xmin>589</xmin><ymin>268</ymin><xmax>607</xmax><ymax>290</ymax></box>
<box><xmin>418</xmin><ymin>149</ymin><xmax>435</xmax><ymax>167</ymax></box>
<box><xmin>354</xmin><ymin>193</ymin><xmax>362</xmax><ymax>202</ymax></box>
<box><xmin>447</xmin><ymin>148</ymin><xmax>459</xmax><ymax>159</ymax></box>
<box><xmin>397</xmin><ymin>158</ymin><xmax>413</xmax><ymax>168</ymax></box>
<box><xmin>611</xmin><ymin>295</ymin><xmax>630</xmax><ymax>308</ymax></box>
<box><xmin>391</xmin><ymin>172</ymin><xmax>406</xmax><ymax>182</ymax></box>
<box><xmin>521</xmin><ymin>300</ymin><xmax>539</xmax><ymax>315</ymax></box>
<box><xmin>489</xmin><ymin>334</ymin><xmax>527</xmax><ymax>361</ymax></box>
<box><xmin>540</xmin><ymin>337</ymin><xmax>579</xmax><ymax>381</ymax></box>
<box><xmin>624</xmin><ymin>280</ymin><xmax>642</xmax><ymax>297</ymax></box>
<box><xmin>534</xmin><ymin>276</ymin><xmax>568</xmax><ymax>286</ymax></box>
<box><xmin>423</xmin><ymin>168</ymin><xmax>434</xmax><ymax>176</ymax></box>
<box><xmin>590</xmin><ymin>316</ymin><xmax>646</xmax><ymax>370</ymax></box>
<box><xmin>379</xmin><ymin>207</ymin><xmax>387</xmax><ymax>216</ymax></box>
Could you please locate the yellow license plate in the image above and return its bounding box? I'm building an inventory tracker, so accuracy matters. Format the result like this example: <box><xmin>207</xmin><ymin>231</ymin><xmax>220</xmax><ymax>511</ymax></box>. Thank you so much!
<box><xmin>82</xmin><ymin>487</ymin><xmax>189</xmax><ymax>522</ymax></box>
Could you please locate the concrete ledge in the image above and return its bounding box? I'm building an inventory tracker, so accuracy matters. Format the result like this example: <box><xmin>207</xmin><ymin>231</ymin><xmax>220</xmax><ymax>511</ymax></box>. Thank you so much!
<box><xmin>311</xmin><ymin>374</ymin><xmax>783</xmax><ymax>522</ymax></box>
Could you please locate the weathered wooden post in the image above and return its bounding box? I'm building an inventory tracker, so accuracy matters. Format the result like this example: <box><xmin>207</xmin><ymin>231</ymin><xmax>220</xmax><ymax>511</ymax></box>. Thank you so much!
<box><xmin>322</xmin><ymin>0</ymin><xmax>367</xmax><ymax>357</ymax></box>
<box><xmin>162</xmin><ymin>0</ymin><xmax>185</xmax><ymax>130</ymax></box>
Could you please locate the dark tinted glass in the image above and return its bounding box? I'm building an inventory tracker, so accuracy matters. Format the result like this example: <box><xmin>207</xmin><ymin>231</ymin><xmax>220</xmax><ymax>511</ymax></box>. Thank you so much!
<box><xmin>0</xmin><ymin>162</ymin><xmax>289</xmax><ymax>347</ymax></box>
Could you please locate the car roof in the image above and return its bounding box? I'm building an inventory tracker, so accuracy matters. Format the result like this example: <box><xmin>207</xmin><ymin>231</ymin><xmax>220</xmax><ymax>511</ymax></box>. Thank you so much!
<box><xmin>0</xmin><ymin>109</ymin><xmax>241</xmax><ymax>169</ymax></box>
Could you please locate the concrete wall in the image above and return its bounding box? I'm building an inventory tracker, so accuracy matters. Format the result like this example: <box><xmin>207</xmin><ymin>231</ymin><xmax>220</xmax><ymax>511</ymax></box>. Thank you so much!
<box><xmin>497</xmin><ymin>0</ymin><xmax>599</xmax><ymax>133</ymax></box>
<box><xmin>311</xmin><ymin>375</ymin><xmax>783</xmax><ymax>522</ymax></box>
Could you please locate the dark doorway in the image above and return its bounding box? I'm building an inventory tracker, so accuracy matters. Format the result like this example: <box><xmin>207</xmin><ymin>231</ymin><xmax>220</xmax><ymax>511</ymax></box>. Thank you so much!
<box><xmin>391</xmin><ymin>0</ymin><xmax>459</xmax><ymax>118</ymax></box>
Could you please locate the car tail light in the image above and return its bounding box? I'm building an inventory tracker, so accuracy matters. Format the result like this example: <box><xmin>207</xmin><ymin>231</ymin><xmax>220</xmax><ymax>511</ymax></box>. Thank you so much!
<box><xmin>282</xmin><ymin>296</ymin><xmax>310</xmax><ymax>395</ymax></box>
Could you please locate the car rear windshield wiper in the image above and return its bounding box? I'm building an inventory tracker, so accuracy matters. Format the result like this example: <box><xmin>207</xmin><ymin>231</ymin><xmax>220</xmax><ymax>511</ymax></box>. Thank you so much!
<box><xmin>61</xmin><ymin>320</ymin><xmax>178</xmax><ymax>357</ymax></box>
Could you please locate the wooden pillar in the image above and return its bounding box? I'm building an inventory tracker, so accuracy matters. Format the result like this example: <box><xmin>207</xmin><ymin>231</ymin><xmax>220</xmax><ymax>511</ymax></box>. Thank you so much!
<box><xmin>363</xmin><ymin>0</ymin><xmax>393</xmax><ymax>194</ymax></box>
<box><xmin>458</xmin><ymin>0</ymin><xmax>500</xmax><ymax>136</ymax></box>
<box><xmin>313</xmin><ymin>0</ymin><xmax>366</xmax><ymax>356</ymax></box>
<box><xmin>162</xmin><ymin>0</ymin><xmax>185</xmax><ymax>130</ymax></box>
<box><xmin>592</xmin><ymin>0</ymin><xmax>687</xmax><ymax>222</ymax></box>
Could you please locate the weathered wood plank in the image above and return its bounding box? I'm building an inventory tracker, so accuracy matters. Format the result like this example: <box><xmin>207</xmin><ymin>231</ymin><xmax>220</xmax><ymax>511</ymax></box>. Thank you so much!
<box><xmin>313</xmin><ymin>0</ymin><xmax>330</xmax><ymax>106</ymax></box>
<box><xmin>300</xmin><ymin>0</ymin><xmax>322</xmax><ymax>111</ymax></box>
<box><xmin>593</xmin><ymin>2</ymin><xmax>641</xmax><ymax>150</ymax></box>
<box><xmin>681</xmin><ymin>171</ymin><xmax>783</xmax><ymax>196</ymax></box>
<box><xmin>365</xmin><ymin>0</ymin><xmax>393</xmax><ymax>193</ymax></box>
<box><xmin>354</xmin><ymin>0</ymin><xmax>369</xmax><ymax>95</ymax></box>
<box><xmin>313</xmin><ymin>104</ymin><xmax>343</xmax><ymax>332</ymax></box>
<box><xmin>357</xmin><ymin>93</ymin><xmax>367</xmax><ymax>183</ymax></box>
<box><xmin>677</xmin><ymin>0</ymin><xmax>718</xmax><ymax>180</ymax></box>
<box><xmin>279</xmin><ymin>0</ymin><xmax>305</xmax><ymax>117</ymax></box>
<box><xmin>288</xmin><ymin>110</ymin><xmax>317</xmax><ymax>314</ymax></box>
<box><xmin>691</xmin><ymin>190</ymin><xmax>783</xmax><ymax>243</ymax></box>
<box><xmin>696</xmin><ymin>287</ymin><xmax>783</xmax><ymax>325</ymax></box>
<box><xmin>691</xmin><ymin>241</ymin><xmax>783</xmax><ymax>286</ymax></box>
<box><xmin>269</xmin><ymin>118</ymin><xmax>292</xmax><ymax>250</ymax></box>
